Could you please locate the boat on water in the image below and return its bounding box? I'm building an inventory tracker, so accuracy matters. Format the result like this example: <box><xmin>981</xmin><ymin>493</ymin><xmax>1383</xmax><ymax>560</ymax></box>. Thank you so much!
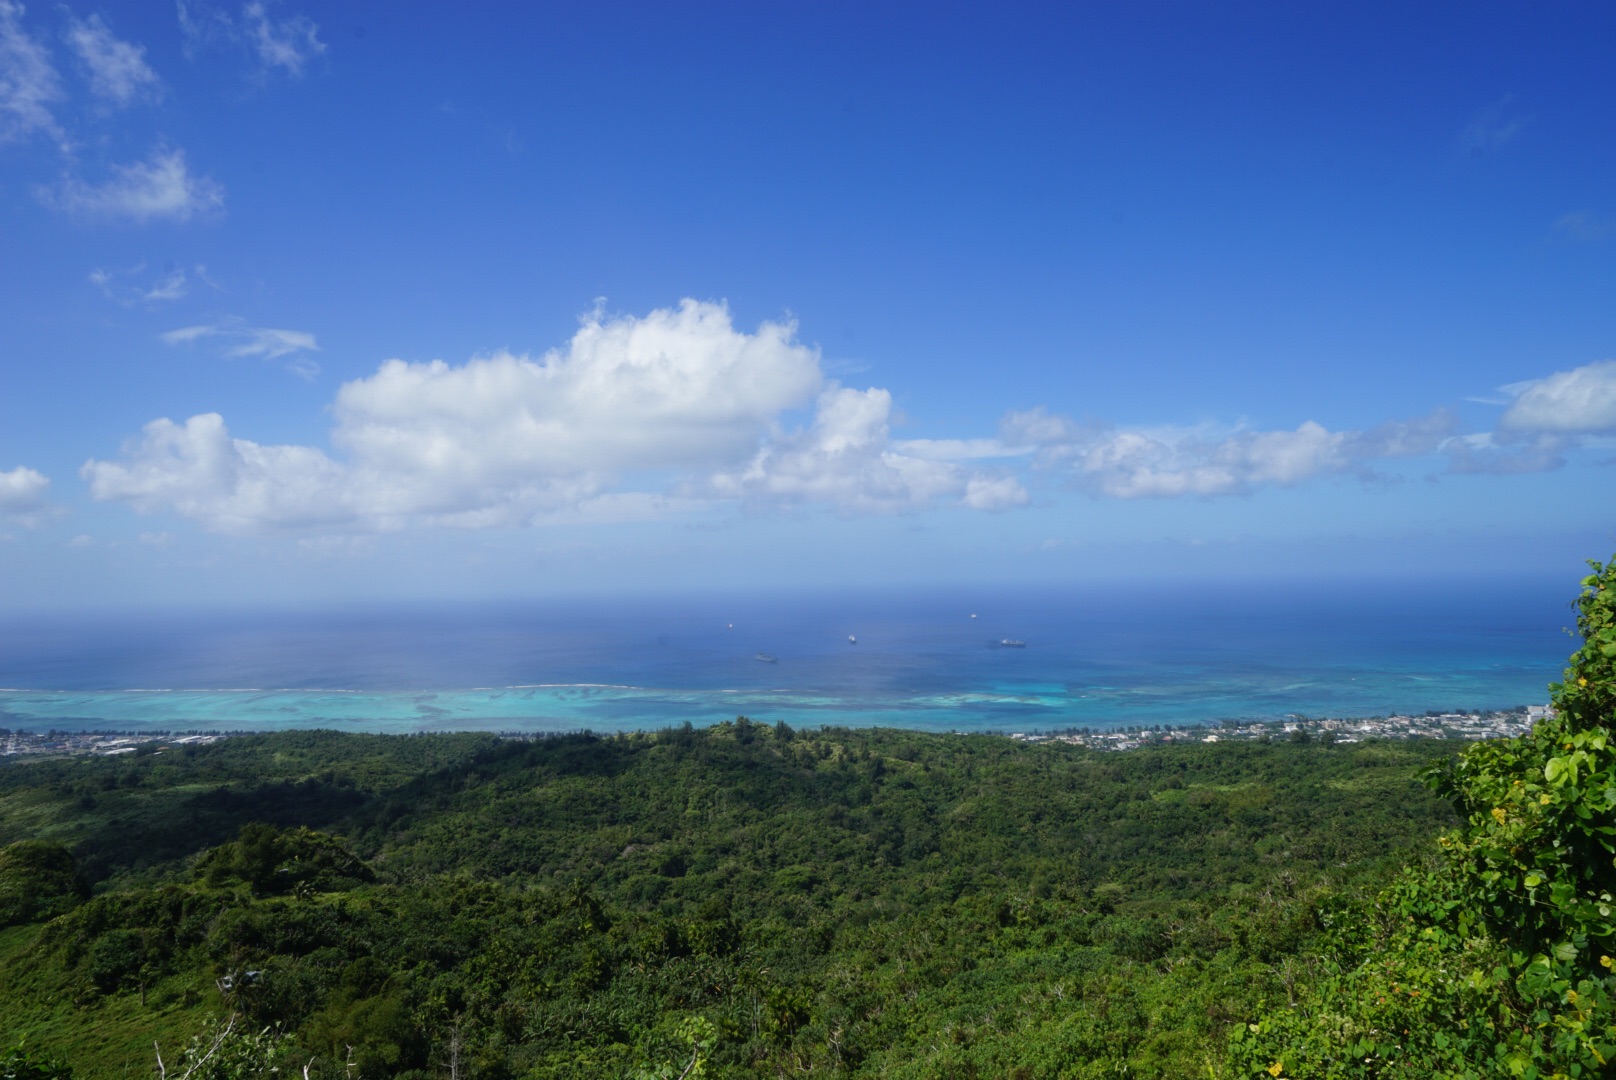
<box><xmin>1000</xmin><ymin>639</ymin><xmax>1026</xmax><ymax>648</ymax></box>
<box><xmin>754</xmin><ymin>653</ymin><xmax>777</xmax><ymax>663</ymax></box>
<box><xmin>848</xmin><ymin>634</ymin><xmax>857</xmax><ymax>644</ymax></box>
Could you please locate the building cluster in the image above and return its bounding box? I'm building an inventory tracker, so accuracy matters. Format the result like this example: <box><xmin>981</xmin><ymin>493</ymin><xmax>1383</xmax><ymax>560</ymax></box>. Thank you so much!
<box><xmin>0</xmin><ymin>729</ymin><xmax>223</xmax><ymax>758</ymax></box>
<box><xmin>1010</xmin><ymin>707</ymin><xmax>1548</xmax><ymax>751</ymax></box>
<box><xmin>1</xmin><ymin>707</ymin><xmax>1554</xmax><ymax>762</ymax></box>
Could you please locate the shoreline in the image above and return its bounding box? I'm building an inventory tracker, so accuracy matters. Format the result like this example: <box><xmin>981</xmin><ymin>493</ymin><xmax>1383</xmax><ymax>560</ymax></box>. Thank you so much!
<box><xmin>0</xmin><ymin>705</ymin><xmax>1550</xmax><ymax>760</ymax></box>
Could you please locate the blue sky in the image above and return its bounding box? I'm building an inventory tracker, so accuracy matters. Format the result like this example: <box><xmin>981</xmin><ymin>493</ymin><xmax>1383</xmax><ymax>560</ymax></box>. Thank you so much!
<box><xmin>1</xmin><ymin>0</ymin><xmax>1613</xmax><ymax>606</ymax></box>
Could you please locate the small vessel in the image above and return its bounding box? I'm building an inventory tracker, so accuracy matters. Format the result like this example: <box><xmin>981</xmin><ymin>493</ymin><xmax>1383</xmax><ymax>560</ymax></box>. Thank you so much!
<box><xmin>1000</xmin><ymin>639</ymin><xmax>1026</xmax><ymax>648</ymax></box>
<box><xmin>970</xmin><ymin>613</ymin><xmax>977</xmax><ymax>619</ymax></box>
<box><xmin>754</xmin><ymin>653</ymin><xmax>777</xmax><ymax>663</ymax></box>
<box><xmin>727</xmin><ymin>623</ymin><xmax>733</xmax><ymax>629</ymax></box>
<box><xmin>848</xmin><ymin>634</ymin><xmax>857</xmax><ymax>644</ymax></box>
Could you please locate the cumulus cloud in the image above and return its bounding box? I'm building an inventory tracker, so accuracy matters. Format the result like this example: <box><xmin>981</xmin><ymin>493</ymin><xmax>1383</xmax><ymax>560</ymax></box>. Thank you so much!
<box><xmin>88</xmin><ymin>301</ymin><xmax>1024</xmax><ymax>532</ymax></box>
<box><xmin>178</xmin><ymin>0</ymin><xmax>324</xmax><ymax>79</ymax></box>
<box><xmin>1000</xmin><ymin>408</ymin><xmax>1457</xmax><ymax>499</ymax></box>
<box><xmin>0</xmin><ymin>465</ymin><xmax>59</xmax><ymax>526</ymax></box>
<box><xmin>0</xmin><ymin>0</ymin><xmax>62</xmax><ymax>145</ymax></box>
<box><xmin>65</xmin><ymin>13</ymin><xmax>160</xmax><ymax>105</ymax></box>
<box><xmin>43</xmin><ymin>147</ymin><xmax>224</xmax><ymax>222</ymax></box>
<box><xmin>333</xmin><ymin>301</ymin><xmax>821</xmax><ymax>491</ymax></box>
<box><xmin>83</xmin><ymin>413</ymin><xmax>361</xmax><ymax>531</ymax></box>
<box><xmin>1498</xmin><ymin>360</ymin><xmax>1616</xmax><ymax>435</ymax></box>
<box><xmin>710</xmin><ymin>386</ymin><xmax>1028</xmax><ymax>512</ymax></box>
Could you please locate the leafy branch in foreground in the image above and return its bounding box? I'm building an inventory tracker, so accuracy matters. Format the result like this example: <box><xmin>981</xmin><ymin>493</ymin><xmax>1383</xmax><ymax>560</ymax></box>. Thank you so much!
<box><xmin>0</xmin><ymin>1039</ymin><xmax>72</xmax><ymax>1080</ymax></box>
<box><xmin>1232</xmin><ymin>556</ymin><xmax>1616</xmax><ymax>1078</ymax></box>
<box><xmin>153</xmin><ymin>1016</ymin><xmax>294</xmax><ymax>1080</ymax></box>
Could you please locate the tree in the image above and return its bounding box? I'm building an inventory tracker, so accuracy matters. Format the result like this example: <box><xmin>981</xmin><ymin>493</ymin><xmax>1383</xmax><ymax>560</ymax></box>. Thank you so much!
<box><xmin>1230</xmin><ymin>555</ymin><xmax>1616</xmax><ymax>1077</ymax></box>
<box><xmin>0</xmin><ymin>842</ymin><xmax>88</xmax><ymax>927</ymax></box>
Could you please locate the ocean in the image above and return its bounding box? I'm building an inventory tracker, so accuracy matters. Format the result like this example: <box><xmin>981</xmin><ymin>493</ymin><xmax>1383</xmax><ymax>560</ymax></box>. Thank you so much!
<box><xmin>0</xmin><ymin>577</ymin><xmax>1577</xmax><ymax>736</ymax></box>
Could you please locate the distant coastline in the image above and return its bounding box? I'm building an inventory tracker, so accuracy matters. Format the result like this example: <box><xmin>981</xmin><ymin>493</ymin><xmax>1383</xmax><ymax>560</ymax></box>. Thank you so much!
<box><xmin>0</xmin><ymin>705</ymin><xmax>1548</xmax><ymax>761</ymax></box>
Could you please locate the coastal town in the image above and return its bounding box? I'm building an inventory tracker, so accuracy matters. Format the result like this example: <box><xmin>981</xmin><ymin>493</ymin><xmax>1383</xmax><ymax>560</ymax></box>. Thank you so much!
<box><xmin>0</xmin><ymin>706</ymin><xmax>1552</xmax><ymax>761</ymax></box>
<box><xmin>0</xmin><ymin>729</ymin><xmax>225</xmax><ymax>759</ymax></box>
<box><xmin>1011</xmin><ymin>705</ymin><xmax>1550</xmax><ymax>750</ymax></box>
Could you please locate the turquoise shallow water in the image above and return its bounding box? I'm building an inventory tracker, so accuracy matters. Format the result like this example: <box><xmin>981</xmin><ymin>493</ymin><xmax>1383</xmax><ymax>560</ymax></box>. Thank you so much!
<box><xmin>0</xmin><ymin>578</ymin><xmax>1573</xmax><ymax>734</ymax></box>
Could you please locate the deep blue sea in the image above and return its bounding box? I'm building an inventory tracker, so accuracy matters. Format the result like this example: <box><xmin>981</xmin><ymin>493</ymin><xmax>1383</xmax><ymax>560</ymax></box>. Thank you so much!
<box><xmin>0</xmin><ymin>578</ymin><xmax>1577</xmax><ymax>735</ymax></box>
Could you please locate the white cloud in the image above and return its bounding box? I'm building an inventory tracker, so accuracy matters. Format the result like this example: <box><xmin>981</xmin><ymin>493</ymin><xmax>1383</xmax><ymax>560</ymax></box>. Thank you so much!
<box><xmin>709</xmin><ymin>386</ymin><xmax>1027</xmax><ymax>512</ymax></box>
<box><xmin>963</xmin><ymin>476</ymin><xmax>1030</xmax><ymax>511</ymax></box>
<box><xmin>1083</xmin><ymin>423</ymin><xmax>1344</xmax><ymax>498</ymax></box>
<box><xmin>1444</xmin><ymin>432</ymin><xmax>1569</xmax><ymax>475</ymax></box>
<box><xmin>0</xmin><ymin>0</ymin><xmax>63</xmax><ymax>145</ymax></box>
<box><xmin>88</xmin><ymin>300</ymin><xmax>1025</xmax><ymax>532</ymax></box>
<box><xmin>162</xmin><ymin>320</ymin><xmax>319</xmax><ymax>363</ymax></box>
<box><xmin>1498</xmin><ymin>360</ymin><xmax>1616</xmax><ymax>435</ymax></box>
<box><xmin>0</xmin><ymin>464</ymin><xmax>59</xmax><ymax>526</ymax></box>
<box><xmin>44</xmin><ymin>147</ymin><xmax>225</xmax><ymax>223</ymax></box>
<box><xmin>143</xmin><ymin>268</ymin><xmax>189</xmax><ymax>302</ymax></box>
<box><xmin>891</xmin><ymin>437</ymin><xmax>1026</xmax><ymax>462</ymax></box>
<box><xmin>330</xmin><ymin>299</ymin><xmax>821</xmax><ymax>492</ymax></box>
<box><xmin>91</xmin><ymin>306</ymin><xmax>1614</xmax><ymax>532</ymax></box>
<box><xmin>254</xmin><ymin>333</ymin><xmax>319</xmax><ymax>367</ymax></box>
<box><xmin>242</xmin><ymin>1</ymin><xmax>323</xmax><ymax>76</ymax></box>
<box><xmin>90</xmin><ymin>264</ymin><xmax>192</xmax><ymax>305</ymax></box>
<box><xmin>161</xmin><ymin>318</ymin><xmax>320</xmax><ymax>379</ymax></box>
<box><xmin>175</xmin><ymin>0</ymin><xmax>233</xmax><ymax>50</ymax></box>
<box><xmin>1003</xmin><ymin>409</ymin><xmax>1456</xmax><ymax>499</ymax></box>
<box><xmin>178</xmin><ymin>0</ymin><xmax>324</xmax><ymax>79</ymax></box>
<box><xmin>65</xmin><ymin>14</ymin><xmax>160</xmax><ymax>106</ymax></box>
<box><xmin>83</xmin><ymin>412</ymin><xmax>358</xmax><ymax>531</ymax></box>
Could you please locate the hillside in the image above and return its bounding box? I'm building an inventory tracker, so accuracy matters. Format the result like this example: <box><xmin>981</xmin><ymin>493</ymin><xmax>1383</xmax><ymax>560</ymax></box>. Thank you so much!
<box><xmin>0</xmin><ymin>725</ymin><xmax>1456</xmax><ymax>1078</ymax></box>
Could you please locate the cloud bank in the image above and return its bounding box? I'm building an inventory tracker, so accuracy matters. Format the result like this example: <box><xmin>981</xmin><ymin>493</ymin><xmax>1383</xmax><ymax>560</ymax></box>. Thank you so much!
<box><xmin>80</xmin><ymin>302</ymin><xmax>1616</xmax><ymax>535</ymax></box>
<box><xmin>990</xmin><ymin>409</ymin><xmax>1458</xmax><ymax>499</ymax></box>
<box><xmin>88</xmin><ymin>301</ymin><xmax>1026</xmax><ymax>532</ymax></box>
